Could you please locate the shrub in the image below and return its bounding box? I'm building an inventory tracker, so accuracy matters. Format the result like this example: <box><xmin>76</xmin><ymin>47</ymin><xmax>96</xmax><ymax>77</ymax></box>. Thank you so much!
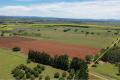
<box><xmin>34</xmin><ymin>67</ymin><xmax>39</xmax><ymax>71</ymax></box>
<box><xmin>45</xmin><ymin>76</ymin><xmax>50</xmax><ymax>80</ymax></box>
<box><xmin>37</xmin><ymin>64</ymin><xmax>42</xmax><ymax>68</ymax></box>
<box><xmin>12</xmin><ymin>47</ymin><xmax>21</xmax><ymax>52</ymax></box>
<box><xmin>13</xmin><ymin>69</ymin><xmax>21</xmax><ymax>77</ymax></box>
<box><xmin>85</xmin><ymin>55</ymin><xmax>93</xmax><ymax>64</ymax></box>
<box><xmin>39</xmin><ymin>75</ymin><xmax>43</xmax><ymax>80</ymax></box>
<box><xmin>22</xmin><ymin>75</ymin><xmax>26</xmax><ymax>80</ymax></box>
<box><xmin>74</xmin><ymin>29</ymin><xmax>78</xmax><ymax>32</ymax></box>
<box><xmin>33</xmin><ymin>71</ymin><xmax>39</xmax><ymax>77</ymax></box>
<box><xmin>38</xmin><ymin>69</ymin><xmax>42</xmax><ymax>74</ymax></box>
<box><xmin>67</xmin><ymin>75</ymin><xmax>73</xmax><ymax>80</ymax></box>
<box><xmin>41</xmin><ymin>66</ymin><xmax>45</xmax><ymax>71</ymax></box>
<box><xmin>26</xmin><ymin>72</ymin><xmax>31</xmax><ymax>79</ymax></box>
<box><xmin>27</xmin><ymin>59</ymin><xmax>31</xmax><ymax>64</ymax></box>
<box><xmin>54</xmin><ymin>72</ymin><xmax>60</xmax><ymax>78</ymax></box>
<box><xmin>30</xmin><ymin>75</ymin><xmax>35</xmax><ymax>80</ymax></box>
<box><xmin>59</xmin><ymin>77</ymin><xmax>65</xmax><ymax>80</ymax></box>
<box><xmin>18</xmin><ymin>71</ymin><xmax>25</xmax><ymax>79</ymax></box>
<box><xmin>62</xmin><ymin>72</ymin><xmax>67</xmax><ymax>77</ymax></box>
<box><xmin>92</xmin><ymin>64</ymin><xmax>97</xmax><ymax>67</ymax></box>
<box><xmin>69</xmin><ymin>69</ymin><xmax>75</xmax><ymax>77</ymax></box>
<box><xmin>38</xmin><ymin>29</ymin><xmax>40</xmax><ymax>31</ymax></box>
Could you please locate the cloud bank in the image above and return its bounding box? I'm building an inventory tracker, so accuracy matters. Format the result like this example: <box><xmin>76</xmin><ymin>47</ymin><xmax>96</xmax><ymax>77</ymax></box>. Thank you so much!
<box><xmin>0</xmin><ymin>0</ymin><xmax>120</xmax><ymax>19</ymax></box>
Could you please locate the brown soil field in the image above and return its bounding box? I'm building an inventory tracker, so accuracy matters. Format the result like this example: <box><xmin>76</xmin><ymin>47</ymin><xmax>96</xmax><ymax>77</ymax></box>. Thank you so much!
<box><xmin>0</xmin><ymin>37</ymin><xmax>100</xmax><ymax>58</ymax></box>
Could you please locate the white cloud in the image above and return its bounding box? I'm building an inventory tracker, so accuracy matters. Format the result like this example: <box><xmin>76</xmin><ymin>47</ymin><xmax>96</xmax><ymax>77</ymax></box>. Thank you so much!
<box><xmin>0</xmin><ymin>0</ymin><xmax>120</xmax><ymax>19</ymax></box>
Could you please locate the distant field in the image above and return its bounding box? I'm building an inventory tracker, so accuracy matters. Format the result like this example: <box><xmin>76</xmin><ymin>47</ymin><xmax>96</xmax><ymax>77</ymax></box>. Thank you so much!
<box><xmin>17</xmin><ymin>25</ymin><xmax>119</xmax><ymax>48</ymax></box>
<box><xmin>1</xmin><ymin>23</ymin><xmax>120</xmax><ymax>48</ymax></box>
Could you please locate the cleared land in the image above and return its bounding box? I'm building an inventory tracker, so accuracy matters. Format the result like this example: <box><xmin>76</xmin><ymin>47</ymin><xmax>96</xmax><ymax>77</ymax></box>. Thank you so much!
<box><xmin>0</xmin><ymin>37</ymin><xmax>99</xmax><ymax>58</ymax></box>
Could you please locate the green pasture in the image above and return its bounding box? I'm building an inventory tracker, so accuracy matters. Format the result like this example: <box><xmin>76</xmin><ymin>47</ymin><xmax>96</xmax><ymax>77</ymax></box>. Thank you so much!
<box><xmin>0</xmin><ymin>49</ymin><xmax>66</xmax><ymax>79</ymax></box>
<box><xmin>18</xmin><ymin>26</ymin><xmax>119</xmax><ymax>48</ymax></box>
<box><xmin>0</xmin><ymin>23</ymin><xmax>120</xmax><ymax>48</ymax></box>
<box><xmin>90</xmin><ymin>63</ymin><xmax>120</xmax><ymax>80</ymax></box>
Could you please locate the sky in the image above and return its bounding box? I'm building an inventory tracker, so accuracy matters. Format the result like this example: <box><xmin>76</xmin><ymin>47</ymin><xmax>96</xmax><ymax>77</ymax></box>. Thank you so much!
<box><xmin>0</xmin><ymin>0</ymin><xmax>120</xmax><ymax>19</ymax></box>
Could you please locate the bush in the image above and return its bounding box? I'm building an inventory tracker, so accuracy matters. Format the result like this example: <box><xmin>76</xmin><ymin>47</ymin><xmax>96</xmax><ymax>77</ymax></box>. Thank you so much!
<box><xmin>33</xmin><ymin>71</ymin><xmax>39</xmax><ymax>77</ymax></box>
<box><xmin>69</xmin><ymin>69</ymin><xmax>75</xmax><ymax>77</ymax></box>
<box><xmin>85</xmin><ymin>55</ymin><xmax>93</xmax><ymax>64</ymax></box>
<box><xmin>41</xmin><ymin>66</ymin><xmax>45</xmax><ymax>71</ymax></box>
<box><xmin>62</xmin><ymin>72</ymin><xmax>67</xmax><ymax>77</ymax></box>
<box><xmin>30</xmin><ymin>75</ymin><xmax>35</xmax><ymax>80</ymax></box>
<box><xmin>27</xmin><ymin>59</ymin><xmax>31</xmax><ymax>64</ymax></box>
<box><xmin>12</xmin><ymin>47</ymin><xmax>21</xmax><ymax>52</ymax></box>
<box><xmin>92</xmin><ymin>64</ymin><xmax>97</xmax><ymax>67</ymax></box>
<box><xmin>38</xmin><ymin>69</ymin><xmax>42</xmax><ymax>74</ymax></box>
<box><xmin>23</xmin><ymin>75</ymin><xmax>26</xmax><ymax>80</ymax></box>
<box><xmin>37</xmin><ymin>64</ymin><xmax>42</xmax><ymax>68</ymax></box>
<box><xmin>74</xmin><ymin>29</ymin><xmax>78</xmax><ymax>32</ymax></box>
<box><xmin>39</xmin><ymin>75</ymin><xmax>43</xmax><ymax>80</ymax></box>
<box><xmin>54</xmin><ymin>72</ymin><xmax>60</xmax><ymax>78</ymax></box>
<box><xmin>34</xmin><ymin>67</ymin><xmax>39</xmax><ymax>71</ymax></box>
<box><xmin>45</xmin><ymin>76</ymin><xmax>50</xmax><ymax>80</ymax></box>
<box><xmin>26</xmin><ymin>72</ymin><xmax>31</xmax><ymax>79</ymax></box>
<box><xmin>67</xmin><ymin>75</ymin><xmax>73</xmax><ymax>80</ymax></box>
<box><xmin>18</xmin><ymin>71</ymin><xmax>25</xmax><ymax>79</ymax></box>
<box><xmin>59</xmin><ymin>77</ymin><xmax>65</xmax><ymax>80</ymax></box>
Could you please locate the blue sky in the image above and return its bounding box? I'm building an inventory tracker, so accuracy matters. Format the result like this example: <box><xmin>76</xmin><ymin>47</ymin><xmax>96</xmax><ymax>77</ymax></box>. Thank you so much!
<box><xmin>0</xmin><ymin>0</ymin><xmax>92</xmax><ymax>5</ymax></box>
<box><xmin>0</xmin><ymin>0</ymin><xmax>120</xmax><ymax>19</ymax></box>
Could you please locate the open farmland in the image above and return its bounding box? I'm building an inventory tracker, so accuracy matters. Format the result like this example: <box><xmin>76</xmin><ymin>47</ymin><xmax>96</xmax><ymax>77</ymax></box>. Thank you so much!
<box><xmin>0</xmin><ymin>23</ymin><xmax>120</xmax><ymax>80</ymax></box>
<box><xmin>1</xmin><ymin>23</ymin><xmax>120</xmax><ymax>48</ymax></box>
<box><xmin>0</xmin><ymin>36</ymin><xmax>100</xmax><ymax>58</ymax></box>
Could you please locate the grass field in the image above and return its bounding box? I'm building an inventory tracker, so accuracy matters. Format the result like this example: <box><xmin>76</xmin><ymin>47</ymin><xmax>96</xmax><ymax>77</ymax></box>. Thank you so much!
<box><xmin>0</xmin><ymin>48</ymin><xmax>104</xmax><ymax>80</ymax></box>
<box><xmin>90</xmin><ymin>63</ymin><xmax>120</xmax><ymax>80</ymax></box>
<box><xmin>18</xmin><ymin>26</ymin><xmax>119</xmax><ymax>48</ymax></box>
<box><xmin>0</xmin><ymin>49</ymin><xmax>26</xmax><ymax>79</ymax></box>
<box><xmin>0</xmin><ymin>48</ymin><xmax>67</xmax><ymax>79</ymax></box>
<box><xmin>1</xmin><ymin>23</ymin><xmax>120</xmax><ymax>48</ymax></box>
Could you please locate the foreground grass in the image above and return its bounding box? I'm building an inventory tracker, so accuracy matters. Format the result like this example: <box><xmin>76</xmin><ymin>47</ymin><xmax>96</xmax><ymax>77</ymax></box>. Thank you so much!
<box><xmin>0</xmin><ymin>48</ymin><xmax>103</xmax><ymax>80</ymax></box>
<box><xmin>0</xmin><ymin>49</ymin><xmax>26</xmax><ymax>79</ymax></box>
<box><xmin>90</xmin><ymin>62</ymin><xmax>120</xmax><ymax>80</ymax></box>
<box><xmin>0</xmin><ymin>49</ymin><xmax>66</xmax><ymax>79</ymax></box>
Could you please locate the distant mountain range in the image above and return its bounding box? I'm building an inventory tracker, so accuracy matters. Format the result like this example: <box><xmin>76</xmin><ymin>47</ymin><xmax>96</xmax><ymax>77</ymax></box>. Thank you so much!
<box><xmin>0</xmin><ymin>16</ymin><xmax>120</xmax><ymax>26</ymax></box>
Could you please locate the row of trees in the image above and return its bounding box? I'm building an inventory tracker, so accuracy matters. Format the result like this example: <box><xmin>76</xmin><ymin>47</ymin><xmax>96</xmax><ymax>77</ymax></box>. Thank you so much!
<box><xmin>101</xmin><ymin>46</ymin><xmax>120</xmax><ymax>64</ymax></box>
<box><xmin>28</xmin><ymin>50</ymin><xmax>88</xmax><ymax>80</ymax></box>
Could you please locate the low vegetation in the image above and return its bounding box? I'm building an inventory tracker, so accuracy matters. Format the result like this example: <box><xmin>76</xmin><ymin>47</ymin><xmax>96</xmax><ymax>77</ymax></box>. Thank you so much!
<box><xmin>12</xmin><ymin>47</ymin><xmax>21</xmax><ymax>52</ymax></box>
<box><xmin>11</xmin><ymin>64</ymin><xmax>45</xmax><ymax>79</ymax></box>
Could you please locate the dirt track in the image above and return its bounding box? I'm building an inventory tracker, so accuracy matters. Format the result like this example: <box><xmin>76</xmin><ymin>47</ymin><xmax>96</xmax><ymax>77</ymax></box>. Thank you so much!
<box><xmin>0</xmin><ymin>37</ymin><xmax>100</xmax><ymax>58</ymax></box>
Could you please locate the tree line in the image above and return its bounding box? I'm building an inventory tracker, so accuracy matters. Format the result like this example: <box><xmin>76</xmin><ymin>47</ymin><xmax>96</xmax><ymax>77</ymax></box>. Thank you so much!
<box><xmin>28</xmin><ymin>50</ymin><xmax>88</xmax><ymax>80</ymax></box>
<box><xmin>101</xmin><ymin>46</ymin><xmax>120</xmax><ymax>64</ymax></box>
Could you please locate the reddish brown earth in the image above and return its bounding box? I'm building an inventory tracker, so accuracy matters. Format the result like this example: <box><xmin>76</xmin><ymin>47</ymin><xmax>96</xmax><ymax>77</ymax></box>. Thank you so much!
<box><xmin>0</xmin><ymin>37</ymin><xmax>100</xmax><ymax>58</ymax></box>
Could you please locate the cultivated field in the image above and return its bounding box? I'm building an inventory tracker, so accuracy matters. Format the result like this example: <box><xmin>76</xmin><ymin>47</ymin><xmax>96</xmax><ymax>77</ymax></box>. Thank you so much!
<box><xmin>0</xmin><ymin>37</ymin><xmax>99</xmax><ymax>58</ymax></box>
